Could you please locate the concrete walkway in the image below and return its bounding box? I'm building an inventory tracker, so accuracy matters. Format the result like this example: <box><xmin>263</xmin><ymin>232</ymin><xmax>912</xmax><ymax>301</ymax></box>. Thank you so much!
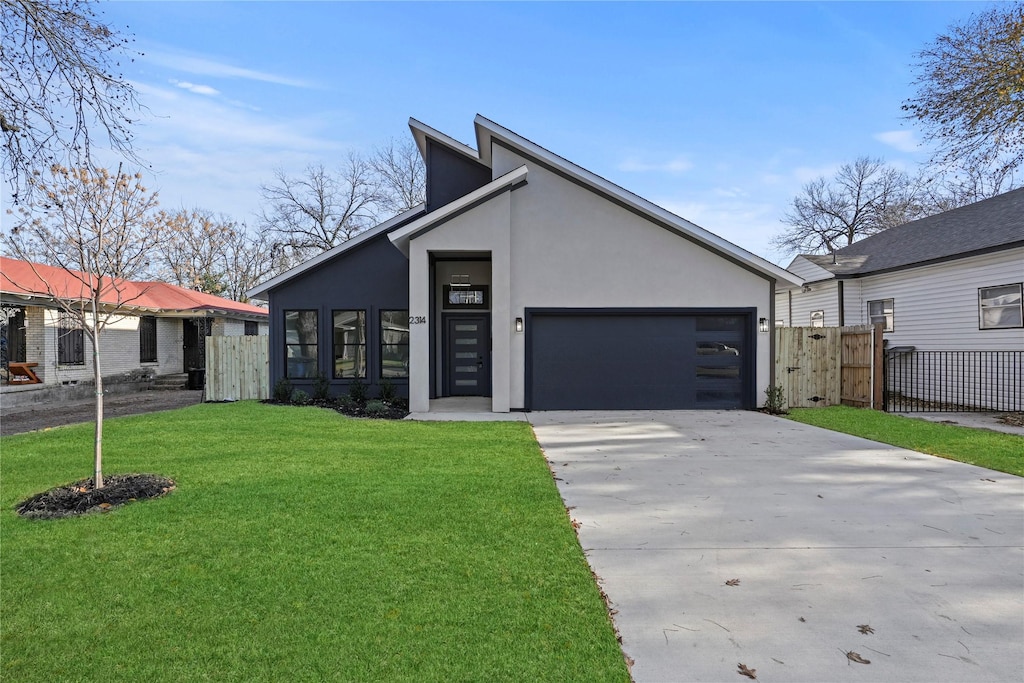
<box><xmin>528</xmin><ymin>410</ymin><xmax>1024</xmax><ymax>683</ymax></box>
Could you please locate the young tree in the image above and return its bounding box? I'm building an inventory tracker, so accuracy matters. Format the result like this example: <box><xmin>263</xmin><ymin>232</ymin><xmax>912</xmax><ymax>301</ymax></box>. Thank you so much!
<box><xmin>3</xmin><ymin>165</ymin><xmax>167</xmax><ymax>488</ymax></box>
<box><xmin>1</xmin><ymin>0</ymin><xmax>140</xmax><ymax>200</ymax></box>
<box><xmin>903</xmin><ymin>3</ymin><xmax>1024</xmax><ymax>174</ymax></box>
<box><xmin>773</xmin><ymin>157</ymin><xmax>923</xmax><ymax>255</ymax></box>
<box><xmin>258</xmin><ymin>157</ymin><xmax>382</xmax><ymax>262</ymax></box>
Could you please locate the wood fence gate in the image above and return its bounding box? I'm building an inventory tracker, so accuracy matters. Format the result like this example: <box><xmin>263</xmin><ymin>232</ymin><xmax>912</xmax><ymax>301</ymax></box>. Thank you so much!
<box><xmin>775</xmin><ymin>325</ymin><xmax>883</xmax><ymax>410</ymax></box>
<box><xmin>205</xmin><ymin>335</ymin><xmax>269</xmax><ymax>401</ymax></box>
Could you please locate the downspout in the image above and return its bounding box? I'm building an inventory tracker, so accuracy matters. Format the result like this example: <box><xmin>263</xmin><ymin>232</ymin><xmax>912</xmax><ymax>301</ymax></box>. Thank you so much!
<box><xmin>838</xmin><ymin>280</ymin><xmax>845</xmax><ymax>327</ymax></box>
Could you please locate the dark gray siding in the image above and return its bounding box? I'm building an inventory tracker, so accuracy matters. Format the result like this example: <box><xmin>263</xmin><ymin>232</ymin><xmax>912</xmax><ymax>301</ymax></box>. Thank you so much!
<box><xmin>268</xmin><ymin>233</ymin><xmax>409</xmax><ymax>398</ymax></box>
<box><xmin>426</xmin><ymin>139</ymin><xmax>491</xmax><ymax>212</ymax></box>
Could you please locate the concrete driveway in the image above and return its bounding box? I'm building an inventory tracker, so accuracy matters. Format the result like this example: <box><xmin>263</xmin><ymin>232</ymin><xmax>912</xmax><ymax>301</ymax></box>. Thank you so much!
<box><xmin>528</xmin><ymin>410</ymin><xmax>1024</xmax><ymax>683</ymax></box>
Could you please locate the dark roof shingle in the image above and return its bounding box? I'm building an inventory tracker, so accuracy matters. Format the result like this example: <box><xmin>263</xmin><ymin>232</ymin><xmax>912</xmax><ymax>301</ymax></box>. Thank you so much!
<box><xmin>804</xmin><ymin>187</ymin><xmax>1024</xmax><ymax>276</ymax></box>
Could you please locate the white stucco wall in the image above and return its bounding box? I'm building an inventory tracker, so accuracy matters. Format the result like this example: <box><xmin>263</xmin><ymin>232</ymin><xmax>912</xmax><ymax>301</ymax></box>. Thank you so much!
<box><xmin>496</xmin><ymin>146</ymin><xmax>774</xmax><ymax>409</ymax></box>
<box><xmin>407</xmin><ymin>147</ymin><xmax>776</xmax><ymax>411</ymax></box>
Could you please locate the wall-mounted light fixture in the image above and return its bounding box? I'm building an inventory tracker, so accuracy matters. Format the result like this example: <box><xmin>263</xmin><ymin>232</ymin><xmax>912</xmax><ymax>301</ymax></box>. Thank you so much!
<box><xmin>758</xmin><ymin>317</ymin><xmax>769</xmax><ymax>333</ymax></box>
<box><xmin>515</xmin><ymin>317</ymin><xmax>524</xmax><ymax>333</ymax></box>
<box><xmin>450</xmin><ymin>274</ymin><xmax>471</xmax><ymax>288</ymax></box>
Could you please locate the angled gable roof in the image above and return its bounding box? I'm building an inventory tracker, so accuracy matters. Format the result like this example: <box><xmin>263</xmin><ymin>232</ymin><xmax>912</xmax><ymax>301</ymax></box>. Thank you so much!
<box><xmin>411</xmin><ymin>115</ymin><xmax>802</xmax><ymax>287</ymax></box>
<box><xmin>801</xmin><ymin>187</ymin><xmax>1024</xmax><ymax>277</ymax></box>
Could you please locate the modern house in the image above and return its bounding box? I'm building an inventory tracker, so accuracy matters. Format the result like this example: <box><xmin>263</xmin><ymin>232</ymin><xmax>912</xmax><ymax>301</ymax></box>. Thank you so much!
<box><xmin>247</xmin><ymin>115</ymin><xmax>802</xmax><ymax>413</ymax></box>
<box><xmin>775</xmin><ymin>188</ymin><xmax>1023</xmax><ymax>410</ymax></box>
<box><xmin>1</xmin><ymin>257</ymin><xmax>268</xmax><ymax>390</ymax></box>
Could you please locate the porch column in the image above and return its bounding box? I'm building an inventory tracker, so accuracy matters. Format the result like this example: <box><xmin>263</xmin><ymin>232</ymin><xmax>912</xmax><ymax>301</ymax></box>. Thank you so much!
<box><xmin>407</xmin><ymin>246</ymin><xmax>431</xmax><ymax>413</ymax></box>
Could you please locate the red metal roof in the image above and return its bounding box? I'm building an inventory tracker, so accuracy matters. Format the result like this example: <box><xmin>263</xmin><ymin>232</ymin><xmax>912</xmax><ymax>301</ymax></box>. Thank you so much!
<box><xmin>0</xmin><ymin>257</ymin><xmax>267</xmax><ymax>317</ymax></box>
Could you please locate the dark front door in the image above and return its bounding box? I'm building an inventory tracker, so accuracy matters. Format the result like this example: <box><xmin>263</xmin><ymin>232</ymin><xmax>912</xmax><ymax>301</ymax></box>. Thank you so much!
<box><xmin>182</xmin><ymin>318</ymin><xmax>209</xmax><ymax>371</ymax></box>
<box><xmin>445</xmin><ymin>315</ymin><xmax>490</xmax><ymax>396</ymax></box>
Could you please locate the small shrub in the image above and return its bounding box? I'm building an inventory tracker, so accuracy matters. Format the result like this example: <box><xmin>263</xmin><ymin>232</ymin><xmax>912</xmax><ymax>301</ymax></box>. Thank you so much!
<box><xmin>291</xmin><ymin>389</ymin><xmax>310</xmax><ymax>406</ymax></box>
<box><xmin>348</xmin><ymin>378</ymin><xmax>368</xmax><ymax>403</ymax></box>
<box><xmin>379</xmin><ymin>377</ymin><xmax>397</xmax><ymax>402</ymax></box>
<box><xmin>312</xmin><ymin>371</ymin><xmax>331</xmax><ymax>401</ymax></box>
<box><xmin>337</xmin><ymin>395</ymin><xmax>356</xmax><ymax>411</ymax></box>
<box><xmin>364</xmin><ymin>400</ymin><xmax>388</xmax><ymax>417</ymax></box>
<box><xmin>763</xmin><ymin>385</ymin><xmax>788</xmax><ymax>415</ymax></box>
<box><xmin>273</xmin><ymin>377</ymin><xmax>293</xmax><ymax>403</ymax></box>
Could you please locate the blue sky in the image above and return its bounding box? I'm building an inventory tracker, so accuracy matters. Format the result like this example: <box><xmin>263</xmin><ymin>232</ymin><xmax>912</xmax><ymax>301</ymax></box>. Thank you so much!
<box><xmin>94</xmin><ymin>1</ymin><xmax>980</xmax><ymax>264</ymax></box>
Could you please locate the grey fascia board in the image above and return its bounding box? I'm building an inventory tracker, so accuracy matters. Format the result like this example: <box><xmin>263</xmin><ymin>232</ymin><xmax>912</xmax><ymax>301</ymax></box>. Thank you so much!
<box><xmin>409</xmin><ymin>117</ymin><xmax>481</xmax><ymax>163</ymax></box>
<box><xmin>472</xmin><ymin>114</ymin><xmax>801</xmax><ymax>288</ymax></box>
<box><xmin>245</xmin><ymin>204</ymin><xmax>425</xmax><ymax>300</ymax></box>
<box><xmin>389</xmin><ymin>165</ymin><xmax>529</xmax><ymax>257</ymax></box>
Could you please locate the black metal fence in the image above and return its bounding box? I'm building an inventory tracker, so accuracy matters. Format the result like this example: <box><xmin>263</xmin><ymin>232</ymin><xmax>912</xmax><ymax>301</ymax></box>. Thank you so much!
<box><xmin>885</xmin><ymin>350</ymin><xmax>1023</xmax><ymax>412</ymax></box>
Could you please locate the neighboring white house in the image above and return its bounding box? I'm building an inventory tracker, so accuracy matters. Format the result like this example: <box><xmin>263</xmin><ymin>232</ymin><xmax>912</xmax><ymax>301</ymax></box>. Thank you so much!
<box><xmin>1</xmin><ymin>257</ymin><xmax>268</xmax><ymax>390</ymax></box>
<box><xmin>248</xmin><ymin>115</ymin><xmax>802</xmax><ymax>413</ymax></box>
<box><xmin>776</xmin><ymin>188</ymin><xmax>1023</xmax><ymax>410</ymax></box>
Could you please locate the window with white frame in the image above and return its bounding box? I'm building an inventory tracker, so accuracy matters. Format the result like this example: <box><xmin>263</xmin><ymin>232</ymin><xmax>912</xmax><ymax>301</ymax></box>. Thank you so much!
<box><xmin>810</xmin><ymin>310</ymin><xmax>825</xmax><ymax>328</ymax></box>
<box><xmin>979</xmin><ymin>283</ymin><xmax>1023</xmax><ymax>329</ymax></box>
<box><xmin>867</xmin><ymin>298</ymin><xmax>894</xmax><ymax>332</ymax></box>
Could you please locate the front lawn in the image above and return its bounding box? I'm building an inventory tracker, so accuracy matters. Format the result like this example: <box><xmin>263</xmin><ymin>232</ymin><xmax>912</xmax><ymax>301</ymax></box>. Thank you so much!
<box><xmin>786</xmin><ymin>406</ymin><xmax>1023</xmax><ymax>476</ymax></box>
<box><xmin>1</xmin><ymin>403</ymin><xmax>629</xmax><ymax>682</ymax></box>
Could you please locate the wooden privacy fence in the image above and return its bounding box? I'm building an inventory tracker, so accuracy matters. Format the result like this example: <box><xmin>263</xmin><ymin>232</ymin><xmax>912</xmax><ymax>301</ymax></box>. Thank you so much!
<box><xmin>775</xmin><ymin>325</ymin><xmax>883</xmax><ymax>410</ymax></box>
<box><xmin>205</xmin><ymin>335</ymin><xmax>269</xmax><ymax>401</ymax></box>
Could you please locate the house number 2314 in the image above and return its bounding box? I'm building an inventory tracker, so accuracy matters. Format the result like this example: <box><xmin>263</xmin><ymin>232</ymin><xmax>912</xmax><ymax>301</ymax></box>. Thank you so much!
<box><xmin>409</xmin><ymin>316</ymin><xmax>427</xmax><ymax>324</ymax></box>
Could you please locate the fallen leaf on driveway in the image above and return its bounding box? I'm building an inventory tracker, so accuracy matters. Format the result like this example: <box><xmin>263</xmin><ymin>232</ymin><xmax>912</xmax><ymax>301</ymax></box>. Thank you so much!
<box><xmin>725</xmin><ymin>578</ymin><xmax>741</xmax><ymax>586</ymax></box>
<box><xmin>846</xmin><ymin>651</ymin><xmax>871</xmax><ymax>664</ymax></box>
<box><xmin>858</xmin><ymin>624</ymin><xmax>874</xmax><ymax>634</ymax></box>
<box><xmin>737</xmin><ymin>663</ymin><xmax>757</xmax><ymax>679</ymax></box>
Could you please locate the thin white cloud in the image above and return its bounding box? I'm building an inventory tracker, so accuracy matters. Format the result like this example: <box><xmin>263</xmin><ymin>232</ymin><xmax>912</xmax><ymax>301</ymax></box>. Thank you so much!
<box><xmin>874</xmin><ymin>130</ymin><xmax>919</xmax><ymax>153</ymax></box>
<box><xmin>618</xmin><ymin>156</ymin><xmax>693</xmax><ymax>173</ymax></box>
<box><xmin>146</xmin><ymin>49</ymin><xmax>318</xmax><ymax>89</ymax></box>
<box><xmin>171</xmin><ymin>79</ymin><xmax>220</xmax><ymax>97</ymax></box>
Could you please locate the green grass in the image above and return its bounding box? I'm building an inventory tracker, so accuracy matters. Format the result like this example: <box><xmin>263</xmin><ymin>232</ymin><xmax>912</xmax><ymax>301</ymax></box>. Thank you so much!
<box><xmin>786</xmin><ymin>406</ymin><xmax>1024</xmax><ymax>476</ymax></box>
<box><xmin>1</xmin><ymin>403</ymin><xmax>628</xmax><ymax>682</ymax></box>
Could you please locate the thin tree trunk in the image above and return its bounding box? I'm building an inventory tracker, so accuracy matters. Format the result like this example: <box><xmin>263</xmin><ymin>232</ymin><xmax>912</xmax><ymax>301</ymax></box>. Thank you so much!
<box><xmin>92</xmin><ymin>304</ymin><xmax>104</xmax><ymax>489</ymax></box>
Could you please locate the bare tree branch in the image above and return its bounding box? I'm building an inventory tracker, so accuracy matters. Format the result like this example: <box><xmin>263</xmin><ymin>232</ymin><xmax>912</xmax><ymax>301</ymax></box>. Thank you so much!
<box><xmin>1</xmin><ymin>0</ymin><xmax>142</xmax><ymax>202</ymax></box>
<box><xmin>773</xmin><ymin>157</ymin><xmax>925</xmax><ymax>256</ymax></box>
<box><xmin>371</xmin><ymin>137</ymin><xmax>426</xmax><ymax>214</ymax></box>
<box><xmin>903</xmin><ymin>3</ymin><xmax>1024</xmax><ymax>174</ymax></box>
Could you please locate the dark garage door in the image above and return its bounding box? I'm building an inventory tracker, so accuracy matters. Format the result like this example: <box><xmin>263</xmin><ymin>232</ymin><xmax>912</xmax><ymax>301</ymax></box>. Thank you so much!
<box><xmin>527</xmin><ymin>311</ymin><xmax>753</xmax><ymax>410</ymax></box>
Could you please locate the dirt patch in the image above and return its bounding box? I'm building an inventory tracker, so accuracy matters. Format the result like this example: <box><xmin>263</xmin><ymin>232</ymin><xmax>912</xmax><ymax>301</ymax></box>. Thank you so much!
<box><xmin>997</xmin><ymin>412</ymin><xmax>1024</xmax><ymax>428</ymax></box>
<box><xmin>1</xmin><ymin>390</ymin><xmax>204</xmax><ymax>436</ymax></box>
<box><xmin>15</xmin><ymin>473</ymin><xmax>176</xmax><ymax>519</ymax></box>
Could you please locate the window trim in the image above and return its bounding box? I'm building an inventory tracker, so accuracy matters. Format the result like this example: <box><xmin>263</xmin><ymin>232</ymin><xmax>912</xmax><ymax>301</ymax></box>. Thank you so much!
<box><xmin>979</xmin><ymin>282</ymin><xmax>1024</xmax><ymax>330</ymax></box>
<box><xmin>284</xmin><ymin>309</ymin><xmax>319</xmax><ymax>379</ymax></box>
<box><xmin>332</xmin><ymin>309</ymin><xmax>367</xmax><ymax>379</ymax></box>
<box><xmin>380</xmin><ymin>309</ymin><xmax>410</xmax><ymax>380</ymax></box>
<box><xmin>867</xmin><ymin>298</ymin><xmax>894</xmax><ymax>332</ymax></box>
<box><xmin>139</xmin><ymin>315</ymin><xmax>158</xmax><ymax>363</ymax></box>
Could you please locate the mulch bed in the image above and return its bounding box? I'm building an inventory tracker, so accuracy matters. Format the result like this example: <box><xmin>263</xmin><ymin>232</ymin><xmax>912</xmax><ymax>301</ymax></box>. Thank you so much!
<box><xmin>15</xmin><ymin>474</ymin><xmax>176</xmax><ymax>520</ymax></box>
<box><xmin>263</xmin><ymin>397</ymin><xmax>410</xmax><ymax>420</ymax></box>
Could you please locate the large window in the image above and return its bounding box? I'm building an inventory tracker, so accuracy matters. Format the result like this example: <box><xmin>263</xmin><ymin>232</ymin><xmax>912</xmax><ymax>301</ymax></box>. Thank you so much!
<box><xmin>380</xmin><ymin>310</ymin><xmax>409</xmax><ymax>378</ymax></box>
<box><xmin>285</xmin><ymin>310</ymin><xmax>318</xmax><ymax>378</ymax></box>
<box><xmin>867</xmin><ymin>298</ymin><xmax>894</xmax><ymax>332</ymax></box>
<box><xmin>333</xmin><ymin>310</ymin><xmax>366</xmax><ymax>378</ymax></box>
<box><xmin>139</xmin><ymin>316</ymin><xmax>157</xmax><ymax>363</ymax></box>
<box><xmin>57</xmin><ymin>311</ymin><xmax>85</xmax><ymax>365</ymax></box>
<box><xmin>979</xmin><ymin>283</ymin><xmax>1023</xmax><ymax>329</ymax></box>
